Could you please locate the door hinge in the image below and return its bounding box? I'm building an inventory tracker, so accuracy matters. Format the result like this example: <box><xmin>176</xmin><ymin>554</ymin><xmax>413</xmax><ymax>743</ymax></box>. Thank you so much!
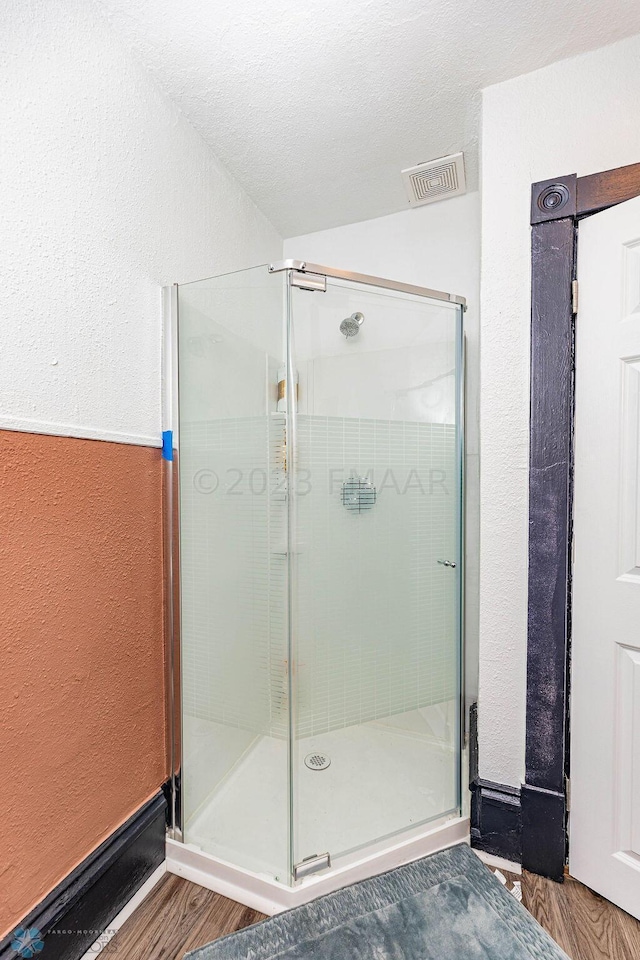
<box><xmin>293</xmin><ymin>852</ymin><xmax>331</xmax><ymax>880</ymax></box>
<box><xmin>565</xmin><ymin>776</ymin><xmax>571</xmax><ymax>812</ymax></box>
<box><xmin>571</xmin><ymin>279</ymin><xmax>579</xmax><ymax>315</ymax></box>
<box><xmin>291</xmin><ymin>270</ymin><xmax>327</xmax><ymax>292</ymax></box>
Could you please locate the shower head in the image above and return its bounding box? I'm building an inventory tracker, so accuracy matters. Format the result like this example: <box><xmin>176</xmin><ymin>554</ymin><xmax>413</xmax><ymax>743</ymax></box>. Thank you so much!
<box><xmin>339</xmin><ymin>312</ymin><xmax>364</xmax><ymax>338</ymax></box>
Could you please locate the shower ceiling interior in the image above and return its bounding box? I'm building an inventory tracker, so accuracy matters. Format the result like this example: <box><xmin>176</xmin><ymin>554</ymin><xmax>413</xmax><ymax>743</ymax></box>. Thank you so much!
<box><xmin>97</xmin><ymin>0</ymin><xmax>640</xmax><ymax>236</ymax></box>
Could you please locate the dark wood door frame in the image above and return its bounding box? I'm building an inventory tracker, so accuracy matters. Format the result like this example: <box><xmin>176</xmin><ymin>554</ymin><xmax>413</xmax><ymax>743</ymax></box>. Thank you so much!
<box><xmin>525</xmin><ymin>162</ymin><xmax>640</xmax><ymax>880</ymax></box>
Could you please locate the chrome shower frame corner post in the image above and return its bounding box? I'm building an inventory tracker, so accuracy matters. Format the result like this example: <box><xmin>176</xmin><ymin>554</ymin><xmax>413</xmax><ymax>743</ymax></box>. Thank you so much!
<box><xmin>284</xmin><ymin>270</ymin><xmax>298</xmax><ymax>885</ymax></box>
<box><xmin>163</xmin><ymin>282</ymin><xmax>183</xmax><ymax>840</ymax></box>
<box><xmin>455</xmin><ymin>306</ymin><xmax>467</xmax><ymax>816</ymax></box>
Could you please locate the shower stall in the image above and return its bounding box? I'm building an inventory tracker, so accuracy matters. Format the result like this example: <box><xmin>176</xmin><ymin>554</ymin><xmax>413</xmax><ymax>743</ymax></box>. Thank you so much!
<box><xmin>164</xmin><ymin>260</ymin><xmax>467</xmax><ymax>911</ymax></box>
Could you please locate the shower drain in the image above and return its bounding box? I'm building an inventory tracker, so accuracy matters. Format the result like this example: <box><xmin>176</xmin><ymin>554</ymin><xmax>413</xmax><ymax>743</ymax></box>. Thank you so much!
<box><xmin>304</xmin><ymin>753</ymin><xmax>331</xmax><ymax>771</ymax></box>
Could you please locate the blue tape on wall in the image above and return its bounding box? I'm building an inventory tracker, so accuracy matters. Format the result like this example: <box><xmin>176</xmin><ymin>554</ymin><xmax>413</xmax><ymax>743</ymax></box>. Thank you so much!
<box><xmin>162</xmin><ymin>430</ymin><xmax>173</xmax><ymax>462</ymax></box>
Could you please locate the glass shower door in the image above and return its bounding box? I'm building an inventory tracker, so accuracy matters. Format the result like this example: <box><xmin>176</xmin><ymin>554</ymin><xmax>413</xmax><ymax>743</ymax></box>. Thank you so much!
<box><xmin>288</xmin><ymin>274</ymin><xmax>463</xmax><ymax>877</ymax></box>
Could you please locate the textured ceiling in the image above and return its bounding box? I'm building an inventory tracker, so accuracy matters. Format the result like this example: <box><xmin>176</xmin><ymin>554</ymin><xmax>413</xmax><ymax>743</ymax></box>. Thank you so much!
<box><xmin>96</xmin><ymin>0</ymin><xmax>640</xmax><ymax>236</ymax></box>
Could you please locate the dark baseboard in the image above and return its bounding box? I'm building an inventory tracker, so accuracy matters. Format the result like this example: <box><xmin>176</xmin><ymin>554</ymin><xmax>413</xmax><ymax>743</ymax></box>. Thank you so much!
<box><xmin>161</xmin><ymin>774</ymin><xmax>173</xmax><ymax>827</ymax></box>
<box><xmin>470</xmin><ymin>778</ymin><xmax>522</xmax><ymax>864</ymax></box>
<box><xmin>468</xmin><ymin>702</ymin><xmax>479</xmax><ymax>784</ymax></box>
<box><xmin>521</xmin><ymin>783</ymin><xmax>566</xmax><ymax>881</ymax></box>
<box><xmin>161</xmin><ymin>770</ymin><xmax>181</xmax><ymax>833</ymax></box>
<box><xmin>0</xmin><ymin>791</ymin><xmax>167</xmax><ymax>960</ymax></box>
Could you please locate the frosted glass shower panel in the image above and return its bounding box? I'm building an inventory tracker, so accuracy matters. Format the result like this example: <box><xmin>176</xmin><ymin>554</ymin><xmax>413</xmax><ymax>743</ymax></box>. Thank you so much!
<box><xmin>177</xmin><ymin>266</ymin><xmax>290</xmax><ymax>879</ymax></box>
<box><xmin>290</xmin><ymin>277</ymin><xmax>461</xmax><ymax>867</ymax></box>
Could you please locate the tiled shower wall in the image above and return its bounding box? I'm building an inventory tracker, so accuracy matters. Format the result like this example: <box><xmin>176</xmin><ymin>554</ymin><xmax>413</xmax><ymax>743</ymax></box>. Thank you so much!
<box><xmin>180</xmin><ymin>415</ymin><xmax>288</xmax><ymax>735</ymax></box>
<box><xmin>180</xmin><ymin>415</ymin><xmax>457</xmax><ymax>739</ymax></box>
<box><xmin>294</xmin><ymin>415</ymin><xmax>457</xmax><ymax>738</ymax></box>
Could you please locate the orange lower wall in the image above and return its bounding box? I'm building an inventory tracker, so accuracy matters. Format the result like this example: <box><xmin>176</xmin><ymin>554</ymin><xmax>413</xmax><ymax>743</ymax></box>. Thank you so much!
<box><xmin>0</xmin><ymin>430</ymin><xmax>167</xmax><ymax>937</ymax></box>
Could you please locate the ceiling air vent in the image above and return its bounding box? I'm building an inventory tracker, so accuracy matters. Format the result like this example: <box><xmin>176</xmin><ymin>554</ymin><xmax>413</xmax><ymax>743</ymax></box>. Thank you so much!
<box><xmin>401</xmin><ymin>152</ymin><xmax>466</xmax><ymax>207</ymax></box>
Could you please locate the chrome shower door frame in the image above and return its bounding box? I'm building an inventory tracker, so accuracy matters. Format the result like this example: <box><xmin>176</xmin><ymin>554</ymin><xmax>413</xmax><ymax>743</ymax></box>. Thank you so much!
<box><xmin>268</xmin><ymin>259</ymin><xmax>466</xmax><ymax>308</ymax></box>
<box><xmin>164</xmin><ymin>262</ymin><xmax>467</xmax><ymax>883</ymax></box>
<box><xmin>163</xmin><ymin>283</ymin><xmax>182</xmax><ymax>840</ymax></box>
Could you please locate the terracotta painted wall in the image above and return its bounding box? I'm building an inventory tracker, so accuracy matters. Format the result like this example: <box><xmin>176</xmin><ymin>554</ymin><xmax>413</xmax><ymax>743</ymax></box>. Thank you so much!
<box><xmin>1</xmin><ymin>0</ymin><xmax>282</xmax><ymax>939</ymax></box>
<box><xmin>0</xmin><ymin>430</ymin><xmax>167</xmax><ymax>937</ymax></box>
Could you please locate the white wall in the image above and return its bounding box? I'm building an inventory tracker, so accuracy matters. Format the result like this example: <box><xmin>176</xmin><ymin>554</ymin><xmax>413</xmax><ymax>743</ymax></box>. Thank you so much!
<box><xmin>1</xmin><ymin>0</ymin><xmax>281</xmax><ymax>447</ymax></box>
<box><xmin>285</xmin><ymin>193</ymin><xmax>482</xmax><ymax>703</ymax></box>
<box><xmin>480</xmin><ymin>32</ymin><xmax>640</xmax><ymax>787</ymax></box>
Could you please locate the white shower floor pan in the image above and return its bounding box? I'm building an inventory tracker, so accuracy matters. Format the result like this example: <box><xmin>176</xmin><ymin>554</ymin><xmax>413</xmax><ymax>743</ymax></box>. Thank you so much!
<box><xmin>167</xmin><ymin>709</ymin><xmax>469</xmax><ymax>914</ymax></box>
<box><xmin>166</xmin><ymin>814</ymin><xmax>469</xmax><ymax>915</ymax></box>
<box><xmin>189</xmin><ymin>719</ymin><xmax>458</xmax><ymax>875</ymax></box>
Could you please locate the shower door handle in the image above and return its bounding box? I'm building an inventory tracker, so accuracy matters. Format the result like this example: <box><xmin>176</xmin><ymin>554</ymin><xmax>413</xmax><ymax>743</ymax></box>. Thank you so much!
<box><xmin>437</xmin><ymin>559</ymin><xmax>456</xmax><ymax>568</ymax></box>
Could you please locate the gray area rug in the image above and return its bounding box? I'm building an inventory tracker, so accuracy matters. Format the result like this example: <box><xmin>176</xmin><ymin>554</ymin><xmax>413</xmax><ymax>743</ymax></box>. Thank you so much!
<box><xmin>185</xmin><ymin>843</ymin><xmax>569</xmax><ymax>960</ymax></box>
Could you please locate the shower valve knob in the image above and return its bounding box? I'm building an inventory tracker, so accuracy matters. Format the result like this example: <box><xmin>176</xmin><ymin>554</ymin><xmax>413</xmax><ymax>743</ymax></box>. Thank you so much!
<box><xmin>437</xmin><ymin>559</ymin><xmax>456</xmax><ymax>568</ymax></box>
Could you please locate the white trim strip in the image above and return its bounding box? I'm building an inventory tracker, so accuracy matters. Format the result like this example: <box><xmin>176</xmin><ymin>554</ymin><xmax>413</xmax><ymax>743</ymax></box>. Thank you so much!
<box><xmin>472</xmin><ymin>848</ymin><xmax>522</xmax><ymax>875</ymax></box>
<box><xmin>0</xmin><ymin>416</ymin><xmax>160</xmax><ymax>447</ymax></box>
<box><xmin>166</xmin><ymin>817</ymin><xmax>470</xmax><ymax>916</ymax></box>
<box><xmin>79</xmin><ymin>861</ymin><xmax>167</xmax><ymax>958</ymax></box>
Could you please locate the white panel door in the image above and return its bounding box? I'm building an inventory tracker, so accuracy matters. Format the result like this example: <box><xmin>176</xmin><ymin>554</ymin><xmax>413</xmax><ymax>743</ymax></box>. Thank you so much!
<box><xmin>570</xmin><ymin>195</ymin><xmax>640</xmax><ymax>919</ymax></box>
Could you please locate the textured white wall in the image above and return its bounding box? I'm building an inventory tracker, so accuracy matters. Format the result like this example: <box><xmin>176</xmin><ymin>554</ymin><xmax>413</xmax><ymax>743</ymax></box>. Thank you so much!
<box><xmin>480</xmin><ymin>32</ymin><xmax>640</xmax><ymax>787</ymax></box>
<box><xmin>97</xmin><ymin>0</ymin><xmax>640</xmax><ymax>236</ymax></box>
<box><xmin>1</xmin><ymin>0</ymin><xmax>281</xmax><ymax>446</ymax></box>
<box><xmin>285</xmin><ymin>194</ymin><xmax>482</xmax><ymax>703</ymax></box>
